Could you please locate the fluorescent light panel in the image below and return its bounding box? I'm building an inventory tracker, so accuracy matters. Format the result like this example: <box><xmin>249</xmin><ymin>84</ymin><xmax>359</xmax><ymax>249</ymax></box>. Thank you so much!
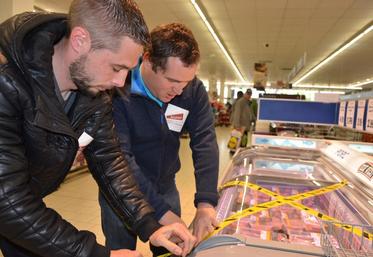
<box><xmin>293</xmin><ymin>25</ymin><xmax>373</xmax><ymax>86</ymax></box>
<box><xmin>295</xmin><ymin>84</ymin><xmax>362</xmax><ymax>90</ymax></box>
<box><xmin>190</xmin><ymin>0</ymin><xmax>245</xmax><ymax>82</ymax></box>
<box><xmin>350</xmin><ymin>78</ymin><xmax>373</xmax><ymax>87</ymax></box>
<box><xmin>226</xmin><ymin>81</ymin><xmax>252</xmax><ymax>86</ymax></box>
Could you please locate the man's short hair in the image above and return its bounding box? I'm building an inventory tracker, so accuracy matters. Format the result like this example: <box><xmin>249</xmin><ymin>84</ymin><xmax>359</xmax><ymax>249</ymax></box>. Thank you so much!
<box><xmin>68</xmin><ymin>0</ymin><xmax>150</xmax><ymax>51</ymax></box>
<box><xmin>146</xmin><ymin>23</ymin><xmax>200</xmax><ymax>72</ymax></box>
<box><xmin>246</xmin><ymin>89</ymin><xmax>252</xmax><ymax>95</ymax></box>
<box><xmin>237</xmin><ymin>91</ymin><xmax>244</xmax><ymax>98</ymax></box>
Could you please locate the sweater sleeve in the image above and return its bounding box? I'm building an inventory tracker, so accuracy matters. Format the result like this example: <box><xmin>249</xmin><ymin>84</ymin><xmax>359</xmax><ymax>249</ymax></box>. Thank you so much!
<box><xmin>111</xmin><ymin>96</ymin><xmax>172</xmax><ymax>220</ymax></box>
<box><xmin>186</xmin><ymin>79</ymin><xmax>219</xmax><ymax>207</ymax></box>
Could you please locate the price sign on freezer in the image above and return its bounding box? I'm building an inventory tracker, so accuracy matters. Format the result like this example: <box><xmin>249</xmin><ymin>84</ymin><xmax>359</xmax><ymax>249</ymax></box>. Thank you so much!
<box><xmin>345</xmin><ymin>101</ymin><xmax>355</xmax><ymax>128</ymax></box>
<box><xmin>355</xmin><ymin>100</ymin><xmax>366</xmax><ymax>131</ymax></box>
<box><xmin>357</xmin><ymin>162</ymin><xmax>373</xmax><ymax>181</ymax></box>
<box><xmin>366</xmin><ymin>99</ymin><xmax>373</xmax><ymax>132</ymax></box>
<box><xmin>338</xmin><ymin>101</ymin><xmax>346</xmax><ymax>126</ymax></box>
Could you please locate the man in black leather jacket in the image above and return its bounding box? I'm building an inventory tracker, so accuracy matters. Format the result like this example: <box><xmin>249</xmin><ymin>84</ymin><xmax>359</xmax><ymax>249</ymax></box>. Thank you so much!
<box><xmin>0</xmin><ymin>1</ymin><xmax>195</xmax><ymax>257</ymax></box>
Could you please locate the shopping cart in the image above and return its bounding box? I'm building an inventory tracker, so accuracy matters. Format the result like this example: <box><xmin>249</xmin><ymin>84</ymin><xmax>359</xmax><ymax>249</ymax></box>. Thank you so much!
<box><xmin>321</xmin><ymin>221</ymin><xmax>373</xmax><ymax>257</ymax></box>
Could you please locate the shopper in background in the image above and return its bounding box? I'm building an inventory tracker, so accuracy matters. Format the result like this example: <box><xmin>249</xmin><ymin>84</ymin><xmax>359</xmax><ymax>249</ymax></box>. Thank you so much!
<box><xmin>0</xmin><ymin>1</ymin><xmax>196</xmax><ymax>257</ymax></box>
<box><xmin>229</xmin><ymin>90</ymin><xmax>244</xmax><ymax>123</ymax></box>
<box><xmin>231</xmin><ymin>89</ymin><xmax>257</xmax><ymax>147</ymax></box>
<box><xmin>99</xmin><ymin>23</ymin><xmax>219</xmax><ymax>255</ymax></box>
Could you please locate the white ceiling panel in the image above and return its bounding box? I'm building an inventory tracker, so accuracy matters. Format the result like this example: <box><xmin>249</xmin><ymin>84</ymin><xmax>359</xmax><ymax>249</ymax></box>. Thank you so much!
<box><xmin>33</xmin><ymin>0</ymin><xmax>373</xmax><ymax>89</ymax></box>
<box><xmin>284</xmin><ymin>9</ymin><xmax>313</xmax><ymax>19</ymax></box>
<box><xmin>312</xmin><ymin>8</ymin><xmax>348</xmax><ymax>19</ymax></box>
<box><xmin>352</xmin><ymin>0</ymin><xmax>373</xmax><ymax>9</ymax></box>
<box><xmin>319</xmin><ymin>0</ymin><xmax>355</xmax><ymax>8</ymax></box>
<box><xmin>286</xmin><ymin>0</ymin><xmax>321</xmax><ymax>9</ymax></box>
<box><xmin>344</xmin><ymin>8</ymin><xmax>373</xmax><ymax>18</ymax></box>
<box><xmin>255</xmin><ymin>0</ymin><xmax>287</xmax><ymax>9</ymax></box>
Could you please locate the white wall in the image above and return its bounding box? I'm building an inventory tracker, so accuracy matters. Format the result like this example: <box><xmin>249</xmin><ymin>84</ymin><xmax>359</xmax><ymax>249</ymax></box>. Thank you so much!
<box><xmin>0</xmin><ymin>0</ymin><xmax>34</xmax><ymax>23</ymax></box>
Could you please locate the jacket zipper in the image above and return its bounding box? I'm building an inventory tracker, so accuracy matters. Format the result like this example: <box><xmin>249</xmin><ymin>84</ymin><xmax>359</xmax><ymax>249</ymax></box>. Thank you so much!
<box><xmin>132</xmin><ymin>93</ymin><xmax>168</xmax><ymax>183</ymax></box>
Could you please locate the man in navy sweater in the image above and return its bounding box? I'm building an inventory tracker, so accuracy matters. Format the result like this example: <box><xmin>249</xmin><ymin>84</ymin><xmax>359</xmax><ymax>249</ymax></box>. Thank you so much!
<box><xmin>99</xmin><ymin>23</ymin><xmax>219</xmax><ymax>254</ymax></box>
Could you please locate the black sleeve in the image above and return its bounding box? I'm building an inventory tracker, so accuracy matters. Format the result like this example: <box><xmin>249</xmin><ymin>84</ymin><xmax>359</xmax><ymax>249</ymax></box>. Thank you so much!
<box><xmin>83</xmin><ymin>95</ymin><xmax>161</xmax><ymax>242</ymax></box>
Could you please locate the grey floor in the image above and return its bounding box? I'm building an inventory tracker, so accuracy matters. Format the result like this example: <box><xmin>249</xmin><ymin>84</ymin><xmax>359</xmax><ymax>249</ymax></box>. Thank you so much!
<box><xmin>0</xmin><ymin>126</ymin><xmax>232</xmax><ymax>257</ymax></box>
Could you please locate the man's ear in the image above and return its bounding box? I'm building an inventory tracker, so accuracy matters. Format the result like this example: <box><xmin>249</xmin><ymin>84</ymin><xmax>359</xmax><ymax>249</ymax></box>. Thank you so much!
<box><xmin>142</xmin><ymin>51</ymin><xmax>150</xmax><ymax>62</ymax></box>
<box><xmin>141</xmin><ymin>52</ymin><xmax>152</xmax><ymax>68</ymax></box>
<box><xmin>69</xmin><ymin>26</ymin><xmax>91</xmax><ymax>54</ymax></box>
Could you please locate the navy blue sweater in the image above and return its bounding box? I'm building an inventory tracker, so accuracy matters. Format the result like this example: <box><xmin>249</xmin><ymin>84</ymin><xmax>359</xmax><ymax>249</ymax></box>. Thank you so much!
<box><xmin>112</xmin><ymin>74</ymin><xmax>219</xmax><ymax>220</ymax></box>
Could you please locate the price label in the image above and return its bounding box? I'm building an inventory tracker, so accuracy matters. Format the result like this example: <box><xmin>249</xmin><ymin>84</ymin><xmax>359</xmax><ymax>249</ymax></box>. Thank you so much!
<box><xmin>366</xmin><ymin>99</ymin><xmax>373</xmax><ymax>132</ymax></box>
<box><xmin>355</xmin><ymin>100</ymin><xmax>366</xmax><ymax>131</ymax></box>
<box><xmin>338</xmin><ymin>101</ymin><xmax>346</xmax><ymax>126</ymax></box>
<box><xmin>345</xmin><ymin>101</ymin><xmax>355</xmax><ymax>128</ymax></box>
<box><xmin>321</xmin><ymin>142</ymin><xmax>373</xmax><ymax>188</ymax></box>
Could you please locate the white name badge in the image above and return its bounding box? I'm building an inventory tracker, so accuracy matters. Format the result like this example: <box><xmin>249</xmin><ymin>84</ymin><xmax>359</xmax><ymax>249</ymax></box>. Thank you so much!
<box><xmin>78</xmin><ymin>131</ymin><xmax>94</xmax><ymax>147</ymax></box>
<box><xmin>165</xmin><ymin>104</ymin><xmax>189</xmax><ymax>132</ymax></box>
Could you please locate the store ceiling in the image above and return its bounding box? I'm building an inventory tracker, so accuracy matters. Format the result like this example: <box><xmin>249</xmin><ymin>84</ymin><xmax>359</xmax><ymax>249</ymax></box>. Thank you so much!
<box><xmin>34</xmin><ymin>0</ymin><xmax>373</xmax><ymax>90</ymax></box>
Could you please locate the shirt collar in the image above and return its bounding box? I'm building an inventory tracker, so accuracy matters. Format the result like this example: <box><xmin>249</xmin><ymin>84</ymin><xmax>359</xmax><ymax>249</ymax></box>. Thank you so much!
<box><xmin>131</xmin><ymin>60</ymin><xmax>163</xmax><ymax>107</ymax></box>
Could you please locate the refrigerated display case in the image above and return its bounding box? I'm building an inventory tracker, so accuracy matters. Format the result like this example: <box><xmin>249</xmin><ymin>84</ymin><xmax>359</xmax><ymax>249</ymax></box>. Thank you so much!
<box><xmin>189</xmin><ymin>136</ymin><xmax>373</xmax><ymax>257</ymax></box>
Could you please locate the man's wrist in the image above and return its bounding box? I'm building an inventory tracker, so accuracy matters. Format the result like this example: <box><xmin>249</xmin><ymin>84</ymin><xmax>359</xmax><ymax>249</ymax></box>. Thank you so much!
<box><xmin>197</xmin><ymin>202</ymin><xmax>214</xmax><ymax>209</ymax></box>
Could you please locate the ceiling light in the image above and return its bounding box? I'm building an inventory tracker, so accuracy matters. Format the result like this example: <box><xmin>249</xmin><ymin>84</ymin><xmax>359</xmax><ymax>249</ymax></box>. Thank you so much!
<box><xmin>190</xmin><ymin>0</ymin><xmax>245</xmax><ymax>82</ymax></box>
<box><xmin>295</xmin><ymin>84</ymin><xmax>362</xmax><ymax>90</ymax></box>
<box><xmin>351</xmin><ymin>78</ymin><xmax>373</xmax><ymax>87</ymax></box>
<box><xmin>226</xmin><ymin>81</ymin><xmax>253</xmax><ymax>86</ymax></box>
<box><xmin>293</xmin><ymin>24</ymin><xmax>373</xmax><ymax>86</ymax></box>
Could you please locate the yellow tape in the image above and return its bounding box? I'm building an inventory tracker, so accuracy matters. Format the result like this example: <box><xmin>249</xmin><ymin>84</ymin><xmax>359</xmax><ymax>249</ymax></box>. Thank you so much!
<box><xmin>157</xmin><ymin>179</ymin><xmax>370</xmax><ymax>257</ymax></box>
<box><xmin>290</xmin><ymin>201</ymin><xmax>373</xmax><ymax>240</ymax></box>
<box><xmin>219</xmin><ymin>179</ymin><xmax>372</xmax><ymax>240</ymax></box>
<box><xmin>157</xmin><ymin>254</ymin><xmax>172</xmax><ymax>257</ymax></box>
<box><xmin>208</xmin><ymin>180</ymin><xmax>348</xmax><ymax>238</ymax></box>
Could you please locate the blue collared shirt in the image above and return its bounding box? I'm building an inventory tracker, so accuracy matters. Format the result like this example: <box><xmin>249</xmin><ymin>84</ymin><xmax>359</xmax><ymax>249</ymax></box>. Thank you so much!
<box><xmin>131</xmin><ymin>63</ymin><xmax>163</xmax><ymax>108</ymax></box>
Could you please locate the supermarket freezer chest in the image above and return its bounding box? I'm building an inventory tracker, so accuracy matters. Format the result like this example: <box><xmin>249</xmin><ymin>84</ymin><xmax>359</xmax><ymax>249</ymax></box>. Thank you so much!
<box><xmin>190</xmin><ymin>145</ymin><xmax>372</xmax><ymax>257</ymax></box>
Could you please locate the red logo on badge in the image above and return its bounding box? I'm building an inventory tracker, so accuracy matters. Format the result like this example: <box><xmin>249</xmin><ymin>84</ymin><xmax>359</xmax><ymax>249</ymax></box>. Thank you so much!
<box><xmin>167</xmin><ymin>113</ymin><xmax>183</xmax><ymax>120</ymax></box>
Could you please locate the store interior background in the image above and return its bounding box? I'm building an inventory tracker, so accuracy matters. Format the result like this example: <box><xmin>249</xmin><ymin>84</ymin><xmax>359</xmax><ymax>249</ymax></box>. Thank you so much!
<box><xmin>1</xmin><ymin>1</ymin><xmax>373</xmax><ymax>257</ymax></box>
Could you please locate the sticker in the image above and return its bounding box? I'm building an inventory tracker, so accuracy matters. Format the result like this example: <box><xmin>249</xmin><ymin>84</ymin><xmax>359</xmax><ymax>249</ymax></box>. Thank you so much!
<box><xmin>78</xmin><ymin>132</ymin><xmax>93</xmax><ymax>148</ymax></box>
<box><xmin>165</xmin><ymin>104</ymin><xmax>189</xmax><ymax>132</ymax></box>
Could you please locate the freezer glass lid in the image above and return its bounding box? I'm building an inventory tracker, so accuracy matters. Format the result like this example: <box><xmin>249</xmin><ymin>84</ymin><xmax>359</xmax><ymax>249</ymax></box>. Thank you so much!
<box><xmin>215</xmin><ymin>149</ymin><xmax>372</xmax><ymax>250</ymax></box>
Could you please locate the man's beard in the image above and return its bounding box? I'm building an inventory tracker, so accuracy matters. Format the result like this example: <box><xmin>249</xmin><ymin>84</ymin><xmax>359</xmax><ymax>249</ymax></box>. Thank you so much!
<box><xmin>69</xmin><ymin>54</ymin><xmax>100</xmax><ymax>97</ymax></box>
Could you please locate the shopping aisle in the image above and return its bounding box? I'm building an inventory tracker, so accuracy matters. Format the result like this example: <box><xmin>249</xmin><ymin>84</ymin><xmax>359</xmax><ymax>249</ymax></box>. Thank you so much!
<box><xmin>0</xmin><ymin>126</ymin><xmax>231</xmax><ymax>257</ymax></box>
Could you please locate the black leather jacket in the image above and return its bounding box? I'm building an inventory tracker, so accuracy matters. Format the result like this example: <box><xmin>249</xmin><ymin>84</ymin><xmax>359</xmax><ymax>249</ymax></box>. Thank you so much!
<box><xmin>0</xmin><ymin>12</ymin><xmax>160</xmax><ymax>257</ymax></box>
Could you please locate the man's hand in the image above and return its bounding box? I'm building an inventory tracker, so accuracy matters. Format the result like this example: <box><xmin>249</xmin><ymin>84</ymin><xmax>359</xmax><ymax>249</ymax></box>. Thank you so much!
<box><xmin>110</xmin><ymin>249</ymin><xmax>143</xmax><ymax>257</ymax></box>
<box><xmin>192</xmin><ymin>203</ymin><xmax>218</xmax><ymax>243</ymax></box>
<box><xmin>159</xmin><ymin>210</ymin><xmax>186</xmax><ymax>227</ymax></box>
<box><xmin>149</xmin><ymin>223</ymin><xmax>196</xmax><ymax>257</ymax></box>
